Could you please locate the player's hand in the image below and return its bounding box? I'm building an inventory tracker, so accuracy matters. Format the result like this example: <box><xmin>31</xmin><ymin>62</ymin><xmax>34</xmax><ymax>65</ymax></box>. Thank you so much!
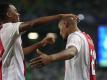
<box><xmin>30</xmin><ymin>49</ymin><xmax>52</xmax><ymax>68</ymax></box>
<box><xmin>41</xmin><ymin>33</ymin><xmax>57</xmax><ymax>46</ymax></box>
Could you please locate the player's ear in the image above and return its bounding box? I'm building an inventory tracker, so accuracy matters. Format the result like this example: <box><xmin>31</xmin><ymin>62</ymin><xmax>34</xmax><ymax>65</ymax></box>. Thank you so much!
<box><xmin>64</xmin><ymin>21</ymin><xmax>69</xmax><ymax>28</ymax></box>
<box><xmin>6</xmin><ymin>11</ymin><xmax>12</xmax><ymax>18</ymax></box>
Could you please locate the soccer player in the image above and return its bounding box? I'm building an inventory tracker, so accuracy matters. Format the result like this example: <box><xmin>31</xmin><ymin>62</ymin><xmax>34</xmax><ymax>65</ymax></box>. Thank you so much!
<box><xmin>31</xmin><ymin>15</ymin><xmax>96</xmax><ymax>80</ymax></box>
<box><xmin>0</xmin><ymin>3</ymin><xmax>73</xmax><ymax>80</ymax></box>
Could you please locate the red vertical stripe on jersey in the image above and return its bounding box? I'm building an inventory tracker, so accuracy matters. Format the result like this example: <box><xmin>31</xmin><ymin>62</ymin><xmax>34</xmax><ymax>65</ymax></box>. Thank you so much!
<box><xmin>0</xmin><ymin>25</ymin><xmax>4</xmax><ymax>80</ymax></box>
<box><xmin>0</xmin><ymin>39</ymin><xmax>4</xmax><ymax>80</ymax></box>
<box><xmin>82</xmin><ymin>32</ymin><xmax>96</xmax><ymax>80</ymax></box>
<box><xmin>0</xmin><ymin>61</ymin><xmax>2</xmax><ymax>80</ymax></box>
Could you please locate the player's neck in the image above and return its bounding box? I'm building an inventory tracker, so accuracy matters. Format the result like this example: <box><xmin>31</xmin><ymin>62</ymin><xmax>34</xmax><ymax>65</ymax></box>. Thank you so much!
<box><xmin>68</xmin><ymin>25</ymin><xmax>80</xmax><ymax>34</ymax></box>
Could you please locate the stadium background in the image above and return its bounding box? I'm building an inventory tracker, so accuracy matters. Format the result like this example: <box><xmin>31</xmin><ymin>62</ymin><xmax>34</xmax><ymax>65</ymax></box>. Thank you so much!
<box><xmin>1</xmin><ymin>0</ymin><xmax>107</xmax><ymax>80</ymax></box>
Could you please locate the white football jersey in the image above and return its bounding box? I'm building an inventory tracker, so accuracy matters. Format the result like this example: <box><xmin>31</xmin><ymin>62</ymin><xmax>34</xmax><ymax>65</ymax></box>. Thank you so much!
<box><xmin>0</xmin><ymin>22</ymin><xmax>25</xmax><ymax>80</ymax></box>
<box><xmin>65</xmin><ymin>31</ymin><xmax>92</xmax><ymax>80</ymax></box>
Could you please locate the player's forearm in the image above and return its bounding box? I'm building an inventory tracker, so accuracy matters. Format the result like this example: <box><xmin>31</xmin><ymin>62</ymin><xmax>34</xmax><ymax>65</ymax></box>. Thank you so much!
<box><xmin>19</xmin><ymin>15</ymin><xmax>60</xmax><ymax>32</ymax></box>
<box><xmin>30</xmin><ymin>15</ymin><xmax>60</xmax><ymax>26</ymax></box>
<box><xmin>23</xmin><ymin>42</ymin><xmax>44</xmax><ymax>55</ymax></box>
<box><xmin>50</xmin><ymin>47</ymin><xmax>77</xmax><ymax>62</ymax></box>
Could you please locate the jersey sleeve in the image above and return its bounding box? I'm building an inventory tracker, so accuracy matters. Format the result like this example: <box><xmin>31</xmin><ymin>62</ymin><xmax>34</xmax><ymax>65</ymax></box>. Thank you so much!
<box><xmin>12</xmin><ymin>22</ymin><xmax>22</xmax><ymax>35</ymax></box>
<box><xmin>66</xmin><ymin>34</ymin><xmax>82</xmax><ymax>53</ymax></box>
<box><xmin>1</xmin><ymin>22</ymin><xmax>22</xmax><ymax>48</ymax></box>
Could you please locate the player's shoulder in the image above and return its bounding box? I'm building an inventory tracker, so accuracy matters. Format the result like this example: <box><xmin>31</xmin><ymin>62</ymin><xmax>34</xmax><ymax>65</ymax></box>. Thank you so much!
<box><xmin>3</xmin><ymin>22</ymin><xmax>22</xmax><ymax>29</ymax></box>
<box><xmin>67</xmin><ymin>31</ymin><xmax>82</xmax><ymax>43</ymax></box>
<box><xmin>3</xmin><ymin>22</ymin><xmax>13</xmax><ymax>26</ymax></box>
<box><xmin>3</xmin><ymin>22</ymin><xmax>22</xmax><ymax>26</ymax></box>
<box><xmin>1</xmin><ymin>22</ymin><xmax>13</xmax><ymax>31</ymax></box>
<box><xmin>68</xmin><ymin>31</ymin><xmax>83</xmax><ymax>38</ymax></box>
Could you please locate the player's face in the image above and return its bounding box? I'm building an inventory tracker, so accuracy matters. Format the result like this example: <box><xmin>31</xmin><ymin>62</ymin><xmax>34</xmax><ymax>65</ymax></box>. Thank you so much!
<box><xmin>7</xmin><ymin>5</ymin><xmax>20</xmax><ymax>22</ymax></box>
<box><xmin>58</xmin><ymin>20</ymin><xmax>68</xmax><ymax>39</ymax></box>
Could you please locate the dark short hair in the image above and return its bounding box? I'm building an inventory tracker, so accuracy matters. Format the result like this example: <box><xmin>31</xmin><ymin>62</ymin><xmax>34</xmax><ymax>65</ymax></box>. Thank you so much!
<box><xmin>0</xmin><ymin>3</ymin><xmax>11</xmax><ymax>20</ymax></box>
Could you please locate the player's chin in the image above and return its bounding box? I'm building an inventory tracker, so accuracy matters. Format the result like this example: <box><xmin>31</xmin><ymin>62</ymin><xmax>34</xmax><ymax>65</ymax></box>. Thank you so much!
<box><xmin>62</xmin><ymin>35</ymin><xmax>68</xmax><ymax>41</ymax></box>
<box><xmin>17</xmin><ymin>18</ymin><xmax>20</xmax><ymax>22</ymax></box>
<box><xmin>61</xmin><ymin>35</ymin><xmax>66</xmax><ymax>40</ymax></box>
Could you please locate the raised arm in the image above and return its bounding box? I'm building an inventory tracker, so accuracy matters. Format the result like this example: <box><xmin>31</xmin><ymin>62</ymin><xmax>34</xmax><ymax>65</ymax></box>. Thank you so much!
<box><xmin>19</xmin><ymin>15</ymin><xmax>60</xmax><ymax>32</ymax></box>
<box><xmin>19</xmin><ymin>14</ymin><xmax>78</xmax><ymax>32</ymax></box>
